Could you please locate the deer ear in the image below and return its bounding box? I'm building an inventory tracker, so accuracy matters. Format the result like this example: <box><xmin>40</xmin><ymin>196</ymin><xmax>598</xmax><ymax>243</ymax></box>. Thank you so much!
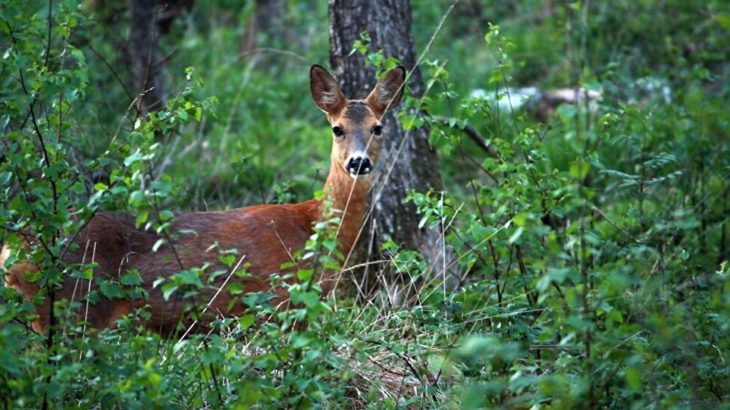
<box><xmin>310</xmin><ymin>65</ymin><xmax>347</xmax><ymax>116</ymax></box>
<box><xmin>365</xmin><ymin>66</ymin><xmax>406</xmax><ymax>118</ymax></box>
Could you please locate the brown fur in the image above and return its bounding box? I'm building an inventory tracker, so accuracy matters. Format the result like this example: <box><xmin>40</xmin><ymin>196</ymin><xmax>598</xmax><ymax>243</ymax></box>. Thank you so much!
<box><xmin>1</xmin><ymin>65</ymin><xmax>406</xmax><ymax>335</ymax></box>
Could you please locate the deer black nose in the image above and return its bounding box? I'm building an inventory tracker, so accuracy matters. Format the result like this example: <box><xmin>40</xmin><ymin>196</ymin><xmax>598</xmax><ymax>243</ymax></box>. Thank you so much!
<box><xmin>347</xmin><ymin>156</ymin><xmax>372</xmax><ymax>176</ymax></box>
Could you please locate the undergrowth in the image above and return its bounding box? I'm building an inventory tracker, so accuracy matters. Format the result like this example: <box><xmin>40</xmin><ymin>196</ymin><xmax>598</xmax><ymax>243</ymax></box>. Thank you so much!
<box><xmin>1</xmin><ymin>0</ymin><xmax>729</xmax><ymax>408</ymax></box>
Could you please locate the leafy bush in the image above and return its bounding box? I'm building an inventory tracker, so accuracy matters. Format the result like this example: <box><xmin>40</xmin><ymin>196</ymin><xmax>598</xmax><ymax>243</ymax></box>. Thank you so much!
<box><xmin>1</xmin><ymin>0</ymin><xmax>728</xmax><ymax>408</ymax></box>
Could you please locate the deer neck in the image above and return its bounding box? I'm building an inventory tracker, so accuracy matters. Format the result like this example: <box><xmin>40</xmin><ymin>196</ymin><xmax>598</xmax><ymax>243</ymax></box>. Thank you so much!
<box><xmin>320</xmin><ymin>163</ymin><xmax>371</xmax><ymax>256</ymax></box>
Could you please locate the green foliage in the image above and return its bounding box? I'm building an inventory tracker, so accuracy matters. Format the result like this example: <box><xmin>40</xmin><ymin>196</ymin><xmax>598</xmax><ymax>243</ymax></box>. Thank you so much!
<box><xmin>1</xmin><ymin>0</ymin><xmax>729</xmax><ymax>408</ymax></box>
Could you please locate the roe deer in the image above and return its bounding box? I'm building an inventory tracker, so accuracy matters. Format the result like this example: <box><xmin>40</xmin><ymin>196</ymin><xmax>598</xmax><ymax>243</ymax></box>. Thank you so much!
<box><xmin>1</xmin><ymin>65</ymin><xmax>406</xmax><ymax>335</ymax></box>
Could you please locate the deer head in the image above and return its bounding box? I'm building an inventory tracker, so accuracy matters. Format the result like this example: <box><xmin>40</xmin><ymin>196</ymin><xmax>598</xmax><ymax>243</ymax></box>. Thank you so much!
<box><xmin>310</xmin><ymin>65</ymin><xmax>406</xmax><ymax>180</ymax></box>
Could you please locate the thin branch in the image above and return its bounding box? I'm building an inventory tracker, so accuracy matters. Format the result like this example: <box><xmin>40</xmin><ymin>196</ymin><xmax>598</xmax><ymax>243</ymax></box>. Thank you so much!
<box><xmin>429</xmin><ymin>115</ymin><xmax>498</xmax><ymax>158</ymax></box>
<box><xmin>8</xmin><ymin>27</ymin><xmax>59</xmax><ymax>219</ymax></box>
<box><xmin>88</xmin><ymin>43</ymin><xmax>136</xmax><ymax>103</ymax></box>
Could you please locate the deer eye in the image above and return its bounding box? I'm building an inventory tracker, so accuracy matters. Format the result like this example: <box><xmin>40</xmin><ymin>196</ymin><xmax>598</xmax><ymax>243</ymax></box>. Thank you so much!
<box><xmin>373</xmin><ymin>125</ymin><xmax>383</xmax><ymax>136</ymax></box>
<box><xmin>332</xmin><ymin>126</ymin><xmax>344</xmax><ymax>137</ymax></box>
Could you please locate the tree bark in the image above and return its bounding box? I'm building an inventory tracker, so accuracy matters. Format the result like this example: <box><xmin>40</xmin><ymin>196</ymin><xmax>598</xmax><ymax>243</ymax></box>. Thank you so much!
<box><xmin>328</xmin><ymin>0</ymin><xmax>446</xmax><ymax>293</ymax></box>
<box><xmin>129</xmin><ymin>0</ymin><xmax>166</xmax><ymax>116</ymax></box>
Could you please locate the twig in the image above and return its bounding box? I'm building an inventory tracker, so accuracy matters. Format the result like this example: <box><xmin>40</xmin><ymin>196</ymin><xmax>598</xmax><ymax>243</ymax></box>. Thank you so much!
<box><xmin>177</xmin><ymin>254</ymin><xmax>247</xmax><ymax>342</ymax></box>
<box><xmin>429</xmin><ymin>115</ymin><xmax>498</xmax><ymax>158</ymax></box>
<box><xmin>88</xmin><ymin>43</ymin><xmax>136</xmax><ymax>102</ymax></box>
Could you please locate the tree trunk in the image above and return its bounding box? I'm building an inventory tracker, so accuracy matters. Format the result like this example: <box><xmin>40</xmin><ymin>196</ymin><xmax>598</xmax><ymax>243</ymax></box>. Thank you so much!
<box><xmin>129</xmin><ymin>0</ymin><xmax>166</xmax><ymax>116</ymax></box>
<box><xmin>328</xmin><ymin>0</ymin><xmax>446</xmax><ymax>297</ymax></box>
<box><xmin>243</xmin><ymin>0</ymin><xmax>286</xmax><ymax>55</ymax></box>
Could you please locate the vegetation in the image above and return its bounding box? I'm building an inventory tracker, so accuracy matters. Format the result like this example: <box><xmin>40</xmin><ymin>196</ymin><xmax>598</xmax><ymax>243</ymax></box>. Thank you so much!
<box><xmin>1</xmin><ymin>0</ymin><xmax>729</xmax><ymax>408</ymax></box>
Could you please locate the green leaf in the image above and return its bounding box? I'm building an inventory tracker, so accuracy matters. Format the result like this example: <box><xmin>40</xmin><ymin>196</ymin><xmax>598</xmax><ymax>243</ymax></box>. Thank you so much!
<box><xmin>513</xmin><ymin>212</ymin><xmax>529</xmax><ymax>227</ymax></box>
<box><xmin>296</xmin><ymin>268</ymin><xmax>313</xmax><ymax>282</ymax></box>
<box><xmin>239</xmin><ymin>314</ymin><xmax>255</xmax><ymax>330</ymax></box>
<box><xmin>162</xmin><ymin>283</ymin><xmax>178</xmax><ymax>300</ymax></box>
<box><xmin>135</xmin><ymin>211</ymin><xmax>149</xmax><ymax>228</ymax></box>
<box><xmin>218</xmin><ymin>254</ymin><xmax>236</xmax><ymax>267</ymax></box>
<box><xmin>606</xmin><ymin>310</ymin><xmax>624</xmax><ymax>329</ymax></box>
<box><xmin>569</xmin><ymin>159</ymin><xmax>590</xmax><ymax>180</ymax></box>
<box><xmin>121</xmin><ymin>270</ymin><xmax>143</xmax><ymax>286</ymax></box>
<box><xmin>99</xmin><ymin>281</ymin><xmax>125</xmax><ymax>299</ymax></box>
<box><xmin>625</xmin><ymin>367</ymin><xmax>643</xmax><ymax>391</ymax></box>
<box><xmin>173</xmin><ymin>270</ymin><xmax>203</xmax><ymax>288</ymax></box>
<box><xmin>290</xmin><ymin>289</ymin><xmax>319</xmax><ymax>308</ymax></box>
<box><xmin>177</xmin><ymin>108</ymin><xmax>188</xmax><ymax>122</ymax></box>
<box><xmin>159</xmin><ymin>210</ymin><xmax>175</xmax><ymax>221</ymax></box>
<box><xmin>508</xmin><ymin>227</ymin><xmax>523</xmax><ymax>244</ymax></box>
<box><xmin>129</xmin><ymin>190</ymin><xmax>145</xmax><ymax>207</ymax></box>
<box><xmin>152</xmin><ymin>238</ymin><xmax>166</xmax><ymax>253</ymax></box>
<box><xmin>124</xmin><ymin>150</ymin><xmax>145</xmax><ymax>166</ymax></box>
